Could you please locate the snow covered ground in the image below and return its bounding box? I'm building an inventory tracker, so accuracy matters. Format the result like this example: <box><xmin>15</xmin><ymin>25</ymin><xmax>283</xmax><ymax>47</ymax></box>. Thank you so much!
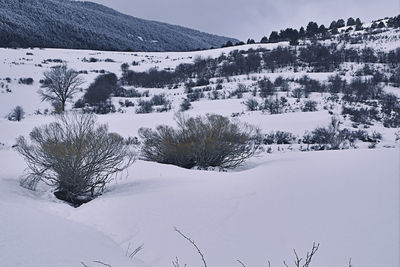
<box><xmin>0</xmin><ymin>147</ymin><xmax>398</xmax><ymax>267</ymax></box>
<box><xmin>0</xmin><ymin>30</ymin><xmax>399</xmax><ymax>266</ymax></box>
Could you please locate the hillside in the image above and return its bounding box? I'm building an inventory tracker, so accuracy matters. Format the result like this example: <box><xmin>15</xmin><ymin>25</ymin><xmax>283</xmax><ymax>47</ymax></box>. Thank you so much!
<box><xmin>0</xmin><ymin>0</ymin><xmax>237</xmax><ymax>52</ymax></box>
<box><xmin>0</xmin><ymin>15</ymin><xmax>399</xmax><ymax>267</ymax></box>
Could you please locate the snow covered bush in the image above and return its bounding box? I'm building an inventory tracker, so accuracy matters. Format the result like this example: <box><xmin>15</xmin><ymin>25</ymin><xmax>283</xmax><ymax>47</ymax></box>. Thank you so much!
<box><xmin>15</xmin><ymin>113</ymin><xmax>136</xmax><ymax>206</ymax></box>
<box><xmin>7</xmin><ymin>106</ymin><xmax>25</xmax><ymax>121</ymax></box>
<box><xmin>139</xmin><ymin>114</ymin><xmax>261</xmax><ymax>169</ymax></box>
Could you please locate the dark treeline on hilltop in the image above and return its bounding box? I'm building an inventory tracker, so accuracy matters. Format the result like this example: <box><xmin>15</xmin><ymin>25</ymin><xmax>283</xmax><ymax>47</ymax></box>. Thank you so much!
<box><xmin>0</xmin><ymin>0</ymin><xmax>237</xmax><ymax>52</ymax></box>
<box><xmin>221</xmin><ymin>15</ymin><xmax>400</xmax><ymax>48</ymax></box>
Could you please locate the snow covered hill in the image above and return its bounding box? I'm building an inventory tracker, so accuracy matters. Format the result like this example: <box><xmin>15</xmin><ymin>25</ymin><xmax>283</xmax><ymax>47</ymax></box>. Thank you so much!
<box><xmin>0</xmin><ymin>19</ymin><xmax>399</xmax><ymax>267</ymax></box>
<box><xmin>0</xmin><ymin>0</ymin><xmax>237</xmax><ymax>52</ymax></box>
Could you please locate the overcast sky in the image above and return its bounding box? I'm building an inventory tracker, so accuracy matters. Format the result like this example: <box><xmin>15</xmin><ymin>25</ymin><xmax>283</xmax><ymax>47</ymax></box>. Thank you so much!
<box><xmin>91</xmin><ymin>0</ymin><xmax>399</xmax><ymax>41</ymax></box>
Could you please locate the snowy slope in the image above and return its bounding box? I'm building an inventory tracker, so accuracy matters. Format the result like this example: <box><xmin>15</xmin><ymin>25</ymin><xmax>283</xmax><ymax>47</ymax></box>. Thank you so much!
<box><xmin>0</xmin><ymin>23</ymin><xmax>399</xmax><ymax>267</ymax></box>
<box><xmin>0</xmin><ymin>0</ymin><xmax>237</xmax><ymax>52</ymax></box>
<box><xmin>0</xmin><ymin>147</ymin><xmax>398</xmax><ymax>267</ymax></box>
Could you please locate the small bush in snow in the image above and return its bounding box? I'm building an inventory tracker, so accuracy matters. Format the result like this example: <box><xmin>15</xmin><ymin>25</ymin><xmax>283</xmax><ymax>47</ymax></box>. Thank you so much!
<box><xmin>15</xmin><ymin>113</ymin><xmax>136</xmax><ymax>206</ymax></box>
<box><xmin>341</xmin><ymin>106</ymin><xmax>379</xmax><ymax>125</ymax></box>
<box><xmin>89</xmin><ymin>100</ymin><xmax>116</xmax><ymax>114</ymax></box>
<box><xmin>180</xmin><ymin>98</ymin><xmax>192</xmax><ymax>111</ymax></box>
<box><xmin>302</xmin><ymin>100</ymin><xmax>318</xmax><ymax>112</ymax></box>
<box><xmin>84</xmin><ymin>73</ymin><xmax>117</xmax><ymax>105</ymax></box>
<box><xmin>7</xmin><ymin>106</ymin><xmax>25</xmax><ymax>121</ymax></box>
<box><xmin>245</xmin><ymin>98</ymin><xmax>258</xmax><ymax>111</ymax></box>
<box><xmin>18</xmin><ymin>77</ymin><xmax>34</xmax><ymax>85</ymax></box>
<box><xmin>303</xmin><ymin>117</ymin><xmax>347</xmax><ymax>150</ymax></box>
<box><xmin>136</xmin><ymin>100</ymin><xmax>154</xmax><ymax>114</ymax></box>
<box><xmin>258</xmin><ymin>78</ymin><xmax>275</xmax><ymax>98</ymax></box>
<box><xmin>150</xmin><ymin>94</ymin><xmax>169</xmax><ymax>106</ymax></box>
<box><xmin>340</xmin><ymin>129</ymin><xmax>382</xmax><ymax>144</ymax></box>
<box><xmin>263</xmin><ymin>97</ymin><xmax>288</xmax><ymax>114</ymax></box>
<box><xmin>139</xmin><ymin>114</ymin><xmax>261</xmax><ymax>169</ymax></box>
<box><xmin>395</xmin><ymin>130</ymin><xmax>400</xmax><ymax>142</ymax></box>
<box><xmin>263</xmin><ymin>131</ymin><xmax>297</xmax><ymax>145</ymax></box>
<box><xmin>187</xmin><ymin>90</ymin><xmax>204</xmax><ymax>102</ymax></box>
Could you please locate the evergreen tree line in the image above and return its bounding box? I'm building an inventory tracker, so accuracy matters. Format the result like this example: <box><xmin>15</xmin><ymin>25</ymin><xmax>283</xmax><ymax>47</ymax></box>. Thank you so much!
<box><xmin>221</xmin><ymin>15</ymin><xmax>400</xmax><ymax>48</ymax></box>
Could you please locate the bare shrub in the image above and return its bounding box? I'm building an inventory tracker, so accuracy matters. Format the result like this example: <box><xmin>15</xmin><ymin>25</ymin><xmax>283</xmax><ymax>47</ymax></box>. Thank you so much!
<box><xmin>303</xmin><ymin>116</ymin><xmax>347</xmax><ymax>150</ymax></box>
<box><xmin>15</xmin><ymin>113</ymin><xmax>136</xmax><ymax>205</ymax></box>
<box><xmin>8</xmin><ymin>106</ymin><xmax>25</xmax><ymax>121</ymax></box>
<box><xmin>263</xmin><ymin>131</ymin><xmax>297</xmax><ymax>144</ymax></box>
<box><xmin>136</xmin><ymin>100</ymin><xmax>154</xmax><ymax>114</ymax></box>
<box><xmin>245</xmin><ymin>98</ymin><xmax>258</xmax><ymax>111</ymax></box>
<box><xmin>139</xmin><ymin>114</ymin><xmax>261</xmax><ymax>169</ymax></box>
<box><xmin>301</xmin><ymin>100</ymin><xmax>318</xmax><ymax>112</ymax></box>
<box><xmin>180</xmin><ymin>98</ymin><xmax>192</xmax><ymax>111</ymax></box>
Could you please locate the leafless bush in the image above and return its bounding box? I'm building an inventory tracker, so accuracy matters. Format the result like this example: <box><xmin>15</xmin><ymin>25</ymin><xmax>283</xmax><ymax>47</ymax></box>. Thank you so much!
<box><xmin>7</xmin><ymin>106</ymin><xmax>25</xmax><ymax>121</ymax></box>
<box><xmin>15</xmin><ymin>113</ymin><xmax>136</xmax><ymax>205</ymax></box>
<box><xmin>303</xmin><ymin>116</ymin><xmax>347</xmax><ymax>150</ymax></box>
<box><xmin>139</xmin><ymin>114</ymin><xmax>261</xmax><ymax>169</ymax></box>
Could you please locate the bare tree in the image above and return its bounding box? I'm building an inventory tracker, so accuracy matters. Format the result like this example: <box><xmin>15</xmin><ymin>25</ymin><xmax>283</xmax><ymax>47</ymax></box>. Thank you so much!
<box><xmin>39</xmin><ymin>64</ymin><xmax>84</xmax><ymax>112</ymax></box>
<box><xmin>15</xmin><ymin>112</ymin><xmax>136</xmax><ymax>205</ymax></box>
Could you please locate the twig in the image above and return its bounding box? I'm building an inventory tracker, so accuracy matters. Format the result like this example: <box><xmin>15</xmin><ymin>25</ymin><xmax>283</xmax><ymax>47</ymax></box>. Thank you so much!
<box><xmin>174</xmin><ymin>227</ymin><xmax>208</xmax><ymax>267</ymax></box>
<box><xmin>172</xmin><ymin>256</ymin><xmax>187</xmax><ymax>267</ymax></box>
<box><xmin>93</xmin><ymin>260</ymin><xmax>112</xmax><ymax>267</ymax></box>
<box><xmin>237</xmin><ymin>259</ymin><xmax>247</xmax><ymax>267</ymax></box>
<box><xmin>293</xmin><ymin>249</ymin><xmax>303</xmax><ymax>267</ymax></box>
<box><xmin>348</xmin><ymin>258</ymin><xmax>353</xmax><ymax>267</ymax></box>
<box><xmin>125</xmin><ymin>242</ymin><xmax>131</xmax><ymax>257</ymax></box>
<box><xmin>81</xmin><ymin>262</ymin><xmax>90</xmax><ymax>267</ymax></box>
<box><xmin>129</xmin><ymin>244</ymin><xmax>144</xmax><ymax>259</ymax></box>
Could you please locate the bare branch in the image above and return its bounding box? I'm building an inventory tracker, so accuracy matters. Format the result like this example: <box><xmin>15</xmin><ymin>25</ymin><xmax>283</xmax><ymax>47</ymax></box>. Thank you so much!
<box><xmin>348</xmin><ymin>258</ymin><xmax>353</xmax><ymax>267</ymax></box>
<box><xmin>237</xmin><ymin>259</ymin><xmax>247</xmax><ymax>267</ymax></box>
<box><xmin>174</xmin><ymin>227</ymin><xmax>207</xmax><ymax>267</ymax></box>
<box><xmin>172</xmin><ymin>257</ymin><xmax>187</xmax><ymax>267</ymax></box>
<box><xmin>129</xmin><ymin>244</ymin><xmax>144</xmax><ymax>259</ymax></box>
<box><xmin>92</xmin><ymin>260</ymin><xmax>112</xmax><ymax>267</ymax></box>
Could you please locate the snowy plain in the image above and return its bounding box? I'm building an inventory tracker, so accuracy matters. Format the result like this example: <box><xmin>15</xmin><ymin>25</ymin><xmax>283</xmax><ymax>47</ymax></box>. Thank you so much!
<box><xmin>0</xmin><ymin>28</ymin><xmax>399</xmax><ymax>267</ymax></box>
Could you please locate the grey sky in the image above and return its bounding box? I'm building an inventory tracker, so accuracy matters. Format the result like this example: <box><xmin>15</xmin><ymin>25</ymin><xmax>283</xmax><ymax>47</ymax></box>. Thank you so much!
<box><xmin>91</xmin><ymin>0</ymin><xmax>400</xmax><ymax>41</ymax></box>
